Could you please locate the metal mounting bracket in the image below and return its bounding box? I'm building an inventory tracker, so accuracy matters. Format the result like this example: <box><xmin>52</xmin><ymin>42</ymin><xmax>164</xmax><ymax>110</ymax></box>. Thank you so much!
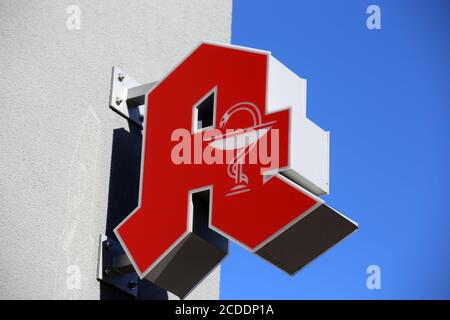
<box><xmin>109</xmin><ymin>66</ymin><xmax>157</xmax><ymax>128</ymax></box>
<box><xmin>97</xmin><ymin>234</ymin><xmax>139</xmax><ymax>297</ymax></box>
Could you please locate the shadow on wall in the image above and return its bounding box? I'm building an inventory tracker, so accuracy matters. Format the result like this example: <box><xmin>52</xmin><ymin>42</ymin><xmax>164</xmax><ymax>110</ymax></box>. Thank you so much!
<box><xmin>101</xmin><ymin>122</ymin><xmax>168</xmax><ymax>300</ymax></box>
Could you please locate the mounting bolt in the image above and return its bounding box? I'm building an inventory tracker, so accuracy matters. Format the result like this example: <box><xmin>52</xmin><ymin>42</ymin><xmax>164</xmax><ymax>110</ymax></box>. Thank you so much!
<box><xmin>115</xmin><ymin>97</ymin><xmax>123</xmax><ymax>105</ymax></box>
<box><xmin>118</xmin><ymin>73</ymin><xmax>125</xmax><ymax>82</ymax></box>
<box><xmin>128</xmin><ymin>280</ymin><xmax>137</xmax><ymax>290</ymax></box>
<box><xmin>104</xmin><ymin>241</ymin><xmax>111</xmax><ymax>250</ymax></box>
<box><xmin>103</xmin><ymin>268</ymin><xmax>111</xmax><ymax>276</ymax></box>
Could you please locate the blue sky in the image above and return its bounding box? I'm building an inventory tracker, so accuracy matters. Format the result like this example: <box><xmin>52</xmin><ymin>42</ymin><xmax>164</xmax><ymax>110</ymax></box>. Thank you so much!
<box><xmin>221</xmin><ymin>0</ymin><xmax>450</xmax><ymax>299</ymax></box>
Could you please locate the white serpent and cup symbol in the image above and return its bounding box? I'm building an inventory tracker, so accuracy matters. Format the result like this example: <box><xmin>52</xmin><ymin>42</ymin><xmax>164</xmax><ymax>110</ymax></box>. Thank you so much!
<box><xmin>206</xmin><ymin>102</ymin><xmax>276</xmax><ymax>196</ymax></box>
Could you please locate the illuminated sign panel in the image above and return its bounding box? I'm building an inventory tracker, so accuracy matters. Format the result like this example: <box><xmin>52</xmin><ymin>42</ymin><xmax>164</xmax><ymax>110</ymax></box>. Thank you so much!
<box><xmin>114</xmin><ymin>43</ymin><xmax>357</xmax><ymax>298</ymax></box>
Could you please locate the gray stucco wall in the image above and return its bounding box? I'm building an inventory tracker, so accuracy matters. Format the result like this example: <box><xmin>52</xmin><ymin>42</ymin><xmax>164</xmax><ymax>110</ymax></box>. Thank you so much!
<box><xmin>0</xmin><ymin>0</ymin><xmax>232</xmax><ymax>299</ymax></box>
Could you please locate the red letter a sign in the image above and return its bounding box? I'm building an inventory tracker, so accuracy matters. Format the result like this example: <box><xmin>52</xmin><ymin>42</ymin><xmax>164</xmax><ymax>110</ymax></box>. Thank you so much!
<box><xmin>114</xmin><ymin>43</ymin><xmax>358</xmax><ymax>298</ymax></box>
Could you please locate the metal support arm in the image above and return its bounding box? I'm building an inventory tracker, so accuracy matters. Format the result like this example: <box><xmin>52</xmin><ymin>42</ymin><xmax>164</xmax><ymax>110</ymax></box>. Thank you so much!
<box><xmin>97</xmin><ymin>234</ymin><xmax>139</xmax><ymax>297</ymax></box>
<box><xmin>109</xmin><ymin>66</ymin><xmax>157</xmax><ymax>128</ymax></box>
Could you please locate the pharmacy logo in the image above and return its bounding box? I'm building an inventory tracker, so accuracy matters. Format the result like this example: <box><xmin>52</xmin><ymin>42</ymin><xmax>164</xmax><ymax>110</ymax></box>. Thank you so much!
<box><xmin>114</xmin><ymin>42</ymin><xmax>358</xmax><ymax>298</ymax></box>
